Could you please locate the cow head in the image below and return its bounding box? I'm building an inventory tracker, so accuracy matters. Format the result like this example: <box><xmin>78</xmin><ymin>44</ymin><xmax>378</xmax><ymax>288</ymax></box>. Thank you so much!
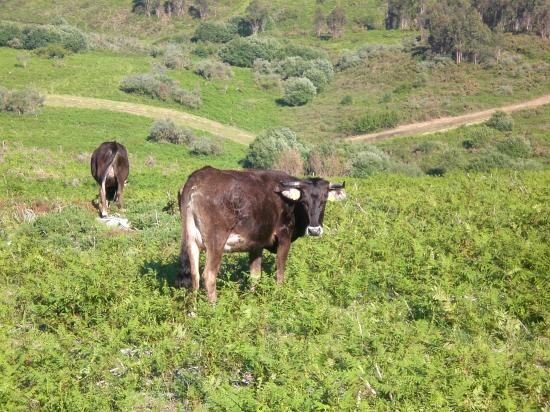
<box><xmin>279</xmin><ymin>178</ymin><xmax>346</xmax><ymax>236</ymax></box>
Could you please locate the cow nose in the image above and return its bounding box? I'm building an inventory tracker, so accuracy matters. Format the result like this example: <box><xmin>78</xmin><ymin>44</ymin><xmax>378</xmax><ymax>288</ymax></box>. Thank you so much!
<box><xmin>306</xmin><ymin>226</ymin><xmax>323</xmax><ymax>236</ymax></box>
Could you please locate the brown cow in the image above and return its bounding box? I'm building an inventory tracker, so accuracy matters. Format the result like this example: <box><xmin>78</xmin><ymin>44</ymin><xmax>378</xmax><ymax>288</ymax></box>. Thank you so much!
<box><xmin>176</xmin><ymin>166</ymin><xmax>346</xmax><ymax>302</ymax></box>
<box><xmin>90</xmin><ymin>141</ymin><xmax>129</xmax><ymax>217</ymax></box>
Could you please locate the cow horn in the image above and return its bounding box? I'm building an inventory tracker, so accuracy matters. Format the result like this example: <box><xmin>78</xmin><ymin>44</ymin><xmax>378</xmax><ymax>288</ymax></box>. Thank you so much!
<box><xmin>329</xmin><ymin>181</ymin><xmax>345</xmax><ymax>190</ymax></box>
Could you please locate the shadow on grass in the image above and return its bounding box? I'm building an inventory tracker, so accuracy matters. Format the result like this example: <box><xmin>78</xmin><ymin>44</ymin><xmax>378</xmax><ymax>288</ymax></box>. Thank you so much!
<box><xmin>141</xmin><ymin>252</ymin><xmax>277</xmax><ymax>292</ymax></box>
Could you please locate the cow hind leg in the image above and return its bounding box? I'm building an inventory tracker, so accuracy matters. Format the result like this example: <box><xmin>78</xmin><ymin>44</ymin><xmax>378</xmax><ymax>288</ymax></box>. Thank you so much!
<box><xmin>203</xmin><ymin>249</ymin><xmax>223</xmax><ymax>303</ymax></box>
<box><xmin>99</xmin><ymin>179</ymin><xmax>108</xmax><ymax>217</ymax></box>
<box><xmin>176</xmin><ymin>239</ymin><xmax>200</xmax><ymax>292</ymax></box>
<box><xmin>116</xmin><ymin>179</ymin><xmax>124</xmax><ymax>210</ymax></box>
<box><xmin>249</xmin><ymin>249</ymin><xmax>262</xmax><ymax>281</ymax></box>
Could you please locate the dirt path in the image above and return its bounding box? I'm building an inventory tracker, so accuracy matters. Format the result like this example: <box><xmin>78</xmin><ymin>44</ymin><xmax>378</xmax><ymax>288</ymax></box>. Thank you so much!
<box><xmin>45</xmin><ymin>94</ymin><xmax>255</xmax><ymax>145</ymax></box>
<box><xmin>348</xmin><ymin>94</ymin><xmax>550</xmax><ymax>143</ymax></box>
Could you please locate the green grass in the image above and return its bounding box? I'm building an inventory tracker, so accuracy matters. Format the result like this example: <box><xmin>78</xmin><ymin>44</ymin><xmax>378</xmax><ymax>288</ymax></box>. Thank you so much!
<box><xmin>0</xmin><ymin>47</ymin><xmax>284</xmax><ymax>132</ymax></box>
<box><xmin>1</xmin><ymin>107</ymin><xmax>550</xmax><ymax>409</ymax></box>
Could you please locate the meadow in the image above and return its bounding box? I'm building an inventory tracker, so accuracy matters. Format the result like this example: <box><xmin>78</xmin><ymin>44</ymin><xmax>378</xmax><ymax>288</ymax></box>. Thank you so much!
<box><xmin>1</xmin><ymin>107</ymin><xmax>549</xmax><ymax>409</ymax></box>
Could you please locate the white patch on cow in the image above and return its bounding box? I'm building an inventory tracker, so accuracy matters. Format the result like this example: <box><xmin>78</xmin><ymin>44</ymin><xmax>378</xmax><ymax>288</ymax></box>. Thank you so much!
<box><xmin>186</xmin><ymin>194</ymin><xmax>204</xmax><ymax>249</ymax></box>
<box><xmin>106</xmin><ymin>166</ymin><xmax>115</xmax><ymax>179</ymax></box>
<box><xmin>328</xmin><ymin>190</ymin><xmax>346</xmax><ymax>202</ymax></box>
<box><xmin>281</xmin><ymin>188</ymin><xmax>301</xmax><ymax>201</ymax></box>
<box><xmin>224</xmin><ymin>233</ymin><xmax>245</xmax><ymax>252</ymax></box>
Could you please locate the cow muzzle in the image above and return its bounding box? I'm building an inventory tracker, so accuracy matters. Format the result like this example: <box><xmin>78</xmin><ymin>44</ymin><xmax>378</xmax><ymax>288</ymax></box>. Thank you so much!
<box><xmin>306</xmin><ymin>226</ymin><xmax>323</xmax><ymax>237</ymax></box>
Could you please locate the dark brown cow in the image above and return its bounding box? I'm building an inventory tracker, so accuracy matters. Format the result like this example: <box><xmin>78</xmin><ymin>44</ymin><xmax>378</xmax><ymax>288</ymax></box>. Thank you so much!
<box><xmin>176</xmin><ymin>166</ymin><xmax>346</xmax><ymax>302</ymax></box>
<box><xmin>90</xmin><ymin>141</ymin><xmax>129</xmax><ymax>217</ymax></box>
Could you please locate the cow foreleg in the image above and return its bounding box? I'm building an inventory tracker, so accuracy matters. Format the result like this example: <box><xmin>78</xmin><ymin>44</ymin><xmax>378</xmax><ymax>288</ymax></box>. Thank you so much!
<box><xmin>276</xmin><ymin>240</ymin><xmax>291</xmax><ymax>284</ymax></box>
<box><xmin>249</xmin><ymin>249</ymin><xmax>262</xmax><ymax>281</ymax></box>
<box><xmin>203</xmin><ymin>249</ymin><xmax>223</xmax><ymax>303</ymax></box>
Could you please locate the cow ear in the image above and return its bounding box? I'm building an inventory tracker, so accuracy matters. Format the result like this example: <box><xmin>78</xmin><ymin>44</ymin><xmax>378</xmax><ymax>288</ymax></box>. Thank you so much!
<box><xmin>281</xmin><ymin>188</ymin><xmax>301</xmax><ymax>201</ymax></box>
<box><xmin>328</xmin><ymin>189</ymin><xmax>346</xmax><ymax>202</ymax></box>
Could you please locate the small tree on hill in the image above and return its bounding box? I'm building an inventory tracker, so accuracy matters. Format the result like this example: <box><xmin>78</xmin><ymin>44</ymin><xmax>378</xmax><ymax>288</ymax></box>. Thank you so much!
<box><xmin>313</xmin><ymin>8</ymin><xmax>325</xmax><ymax>37</ymax></box>
<box><xmin>245</xmin><ymin>0</ymin><xmax>270</xmax><ymax>35</ymax></box>
<box><xmin>327</xmin><ymin>7</ymin><xmax>346</xmax><ymax>38</ymax></box>
<box><xmin>196</xmin><ymin>0</ymin><xmax>210</xmax><ymax>19</ymax></box>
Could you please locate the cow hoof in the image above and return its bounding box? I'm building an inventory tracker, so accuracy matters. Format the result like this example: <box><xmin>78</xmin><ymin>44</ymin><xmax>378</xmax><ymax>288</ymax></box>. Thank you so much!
<box><xmin>100</xmin><ymin>211</ymin><xmax>107</xmax><ymax>218</ymax></box>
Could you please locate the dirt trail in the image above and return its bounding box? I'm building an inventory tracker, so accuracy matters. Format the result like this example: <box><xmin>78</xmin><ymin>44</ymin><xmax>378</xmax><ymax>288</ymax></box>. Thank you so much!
<box><xmin>45</xmin><ymin>94</ymin><xmax>255</xmax><ymax>144</ymax></box>
<box><xmin>348</xmin><ymin>94</ymin><xmax>550</xmax><ymax>143</ymax></box>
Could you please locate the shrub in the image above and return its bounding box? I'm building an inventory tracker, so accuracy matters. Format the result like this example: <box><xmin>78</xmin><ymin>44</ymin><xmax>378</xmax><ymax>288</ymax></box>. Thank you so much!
<box><xmin>86</xmin><ymin>32</ymin><xmax>151</xmax><ymax>54</ymax></box>
<box><xmin>334</xmin><ymin>50</ymin><xmax>363</xmax><ymax>71</ymax></box>
<box><xmin>120</xmin><ymin>73</ymin><xmax>171</xmax><ymax>100</ymax></box>
<box><xmin>461</xmin><ymin>126</ymin><xmax>493</xmax><ymax>150</ymax></box>
<box><xmin>496</xmin><ymin>85</ymin><xmax>513</xmax><ymax>96</ymax></box>
<box><xmin>282</xmin><ymin>44</ymin><xmax>328</xmax><ymax>60</ymax></box>
<box><xmin>21</xmin><ymin>26</ymin><xmax>61</xmax><ymax>49</ymax></box>
<box><xmin>340</xmin><ymin>95</ymin><xmax>353</xmax><ymax>105</ymax></box>
<box><xmin>0</xmin><ymin>22</ymin><xmax>22</xmax><ymax>47</ymax></box>
<box><xmin>283</xmin><ymin>77</ymin><xmax>316</xmax><ymax>106</ymax></box>
<box><xmin>163</xmin><ymin>44</ymin><xmax>191</xmax><ymax>69</ymax></box>
<box><xmin>227</xmin><ymin>16</ymin><xmax>253</xmax><ymax>37</ymax></box>
<box><xmin>308</xmin><ymin>151</ymin><xmax>350</xmax><ymax>177</ymax></box>
<box><xmin>496</xmin><ymin>136</ymin><xmax>532</xmax><ymax>158</ymax></box>
<box><xmin>303</xmin><ymin>68</ymin><xmax>329</xmax><ymax>92</ymax></box>
<box><xmin>0</xmin><ymin>88</ymin><xmax>45</xmax><ymax>114</ymax></box>
<box><xmin>349</xmin><ymin>146</ymin><xmax>391</xmax><ymax>177</ymax></box>
<box><xmin>486</xmin><ymin>111</ymin><xmax>514</xmax><ymax>131</ymax></box>
<box><xmin>148</xmin><ymin>119</ymin><xmax>195</xmax><ymax>144</ymax></box>
<box><xmin>193</xmin><ymin>22</ymin><xmax>237</xmax><ymax>43</ymax></box>
<box><xmin>194</xmin><ymin>60</ymin><xmax>233</xmax><ymax>81</ymax></box>
<box><xmin>171</xmin><ymin>87</ymin><xmax>202</xmax><ymax>109</ymax></box>
<box><xmin>348</xmin><ymin>111</ymin><xmax>400</xmax><ymax>133</ymax></box>
<box><xmin>34</xmin><ymin>44</ymin><xmax>68</xmax><ymax>59</ymax></box>
<box><xmin>467</xmin><ymin>149</ymin><xmax>516</xmax><ymax>172</ymax></box>
<box><xmin>120</xmin><ymin>72</ymin><xmax>202</xmax><ymax>109</ymax></box>
<box><xmin>273</xmin><ymin>56</ymin><xmax>311</xmax><ymax>79</ymax></box>
<box><xmin>58</xmin><ymin>25</ymin><xmax>88</xmax><ymax>52</ymax></box>
<box><xmin>273</xmin><ymin>149</ymin><xmax>305</xmax><ymax>176</ymax></box>
<box><xmin>254</xmin><ymin>73</ymin><xmax>282</xmax><ymax>90</ymax></box>
<box><xmin>219</xmin><ymin>36</ymin><xmax>282</xmax><ymax>67</ymax></box>
<box><xmin>189</xmin><ymin>136</ymin><xmax>222</xmax><ymax>156</ymax></box>
<box><xmin>244</xmin><ymin>127</ymin><xmax>307</xmax><ymax>169</ymax></box>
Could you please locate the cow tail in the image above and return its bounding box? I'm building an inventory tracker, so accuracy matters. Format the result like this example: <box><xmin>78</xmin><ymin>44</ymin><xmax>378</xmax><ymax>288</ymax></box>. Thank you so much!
<box><xmin>176</xmin><ymin>184</ymin><xmax>192</xmax><ymax>287</ymax></box>
<box><xmin>100</xmin><ymin>145</ymin><xmax>119</xmax><ymax>187</ymax></box>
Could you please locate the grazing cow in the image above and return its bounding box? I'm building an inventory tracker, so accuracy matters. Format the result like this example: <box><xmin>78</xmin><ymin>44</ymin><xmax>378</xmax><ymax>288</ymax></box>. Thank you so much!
<box><xmin>90</xmin><ymin>141</ymin><xmax>129</xmax><ymax>217</ymax></box>
<box><xmin>176</xmin><ymin>166</ymin><xmax>346</xmax><ymax>302</ymax></box>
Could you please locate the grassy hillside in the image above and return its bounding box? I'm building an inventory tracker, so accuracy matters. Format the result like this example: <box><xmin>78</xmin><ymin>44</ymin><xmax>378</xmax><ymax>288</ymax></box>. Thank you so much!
<box><xmin>0</xmin><ymin>0</ymin><xmax>387</xmax><ymax>40</ymax></box>
<box><xmin>1</xmin><ymin>107</ymin><xmax>549</xmax><ymax>409</ymax></box>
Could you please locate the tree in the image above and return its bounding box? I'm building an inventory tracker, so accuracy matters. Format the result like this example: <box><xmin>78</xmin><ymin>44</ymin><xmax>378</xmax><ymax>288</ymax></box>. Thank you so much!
<box><xmin>196</xmin><ymin>0</ymin><xmax>210</xmax><ymax>19</ymax></box>
<box><xmin>245</xmin><ymin>0</ymin><xmax>270</xmax><ymax>35</ymax></box>
<box><xmin>313</xmin><ymin>8</ymin><xmax>325</xmax><ymax>38</ymax></box>
<box><xmin>327</xmin><ymin>7</ymin><xmax>346</xmax><ymax>38</ymax></box>
<box><xmin>425</xmin><ymin>0</ymin><xmax>493</xmax><ymax>64</ymax></box>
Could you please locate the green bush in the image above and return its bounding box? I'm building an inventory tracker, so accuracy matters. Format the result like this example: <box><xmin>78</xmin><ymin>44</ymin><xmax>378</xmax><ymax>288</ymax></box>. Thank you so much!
<box><xmin>58</xmin><ymin>25</ymin><xmax>88</xmax><ymax>52</ymax></box>
<box><xmin>244</xmin><ymin>127</ymin><xmax>308</xmax><ymax>169</ymax></box>
<box><xmin>193</xmin><ymin>22</ymin><xmax>237</xmax><ymax>43</ymax></box>
<box><xmin>120</xmin><ymin>72</ymin><xmax>202</xmax><ymax>109</ymax></box>
<box><xmin>467</xmin><ymin>149</ymin><xmax>516</xmax><ymax>172</ymax></box>
<box><xmin>273</xmin><ymin>56</ymin><xmax>312</xmax><ymax>79</ymax></box>
<box><xmin>148</xmin><ymin>119</ymin><xmax>195</xmax><ymax>144</ymax></box>
<box><xmin>282</xmin><ymin>44</ymin><xmax>328</xmax><ymax>60</ymax></box>
<box><xmin>189</xmin><ymin>135</ymin><xmax>222</xmax><ymax>156</ymax></box>
<box><xmin>348</xmin><ymin>111</ymin><xmax>400</xmax><ymax>134</ymax></box>
<box><xmin>461</xmin><ymin>126</ymin><xmax>494</xmax><ymax>149</ymax></box>
<box><xmin>486</xmin><ymin>111</ymin><xmax>514</xmax><ymax>131</ymax></box>
<box><xmin>163</xmin><ymin>44</ymin><xmax>191</xmax><ymax>69</ymax></box>
<box><xmin>194</xmin><ymin>60</ymin><xmax>233</xmax><ymax>81</ymax></box>
<box><xmin>340</xmin><ymin>95</ymin><xmax>353</xmax><ymax>105</ymax></box>
<box><xmin>303</xmin><ymin>68</ymin><xmax>329</xmax><ymax>92</ymax></box>
<box><xmin>0</xmin><ymin>22</ymin><xmax>22</xmax><ymax>47</ymax></box>
<box><xmin>496</xmin><ymin>136</ymin><xmax>532</xmax><ymax>158</ymax></box>
<box><xmin>21</xmin><ymin>25</ymin><xmax>61</xmax><ymax>49</ymax></box>
<box><xmin>219</xmin><ymin>36</ymin><xmax>281</xmax><ymax>67</ymax></box>
<box><xmin>34</xmin><ymin>44</ymin><xmax>69</xmax><ymax>59</ymax></box>
<box><xmin>0</xmin><ymin>87</ymin><xmax>45</xmax><ymax>114</ymax></box>
<box><xmin>172</xmin><ymin>87</ymin><xmax>202</xmax><ymax>109</ymax></box>
<box><xmin>283</xmin><ymin>77</ymin><xmax>317</xmax><ymax>106</ymax></box>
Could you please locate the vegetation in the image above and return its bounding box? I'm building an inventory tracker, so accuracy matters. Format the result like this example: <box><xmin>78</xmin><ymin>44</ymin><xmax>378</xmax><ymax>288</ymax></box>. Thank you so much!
<box><xmin>1</xmin><ymin>106</ymin><xmax>550</xmax><ymax>409</ymax></box>
<box><xmin>283</xmin><ymin>77</ymin><xmax>317</xmax><ymax>106</ymax></box>
<box><xmin>243</xmin><ymin>127</ymin><xmax>307</xmax><ymax>169</ymax></box>
<box><xmin>148</xmin><ymin>118</ymin><xmax>196</xmax><ymax>145</ymax></box>
<box><xmin>487</xmin><ymin>110</ymin><xmax>514</xmax><ymax>131</ymax></box>
<box><xmin>0</xmin><ymin>86</ymin><xmax>44</xmax><ymax>114</ymax></box>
